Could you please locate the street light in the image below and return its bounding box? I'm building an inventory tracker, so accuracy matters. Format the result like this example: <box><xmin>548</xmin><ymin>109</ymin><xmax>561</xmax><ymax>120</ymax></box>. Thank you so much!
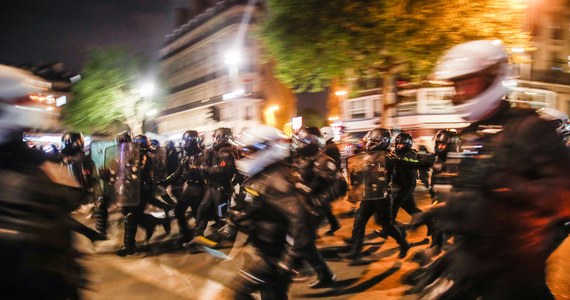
<box><xmin>139</xmin><ymin>82</ymin><xmax>155</xmax><ymax>97</ymax></box>
<box><xmin>224</xmin><ymin>49</ymin><xmax>241</xmax><ymax>91</ymax></box>
<box><xmin>334</xmin><ymin>90</ymin><xmax>348</xmax><ymax>96</ymax></box>
<box><xmin>146</xmin><ymin>108</ymin><xmax>158</xmax><ymax>117</ymax></box>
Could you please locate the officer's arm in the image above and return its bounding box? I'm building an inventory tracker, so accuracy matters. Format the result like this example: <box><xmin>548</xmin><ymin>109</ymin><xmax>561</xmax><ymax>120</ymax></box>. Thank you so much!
<box><xmin>397</xmin><ymin>152</ymin><xmax>423</xmax><ymax>169</ymax></box>
<box><xmin>497</xmin><ymin>117</ymin><xmax>570</xmax><ymax>216</ymax></box>
<box><xmin>162</xmin><ymin>158</ymin><xmax>185</xmax><ymax>185</ymax></box>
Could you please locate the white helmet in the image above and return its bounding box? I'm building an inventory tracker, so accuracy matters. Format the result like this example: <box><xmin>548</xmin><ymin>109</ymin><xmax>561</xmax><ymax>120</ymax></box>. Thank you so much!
<box><xmin>320</xmin><ymin>126</ymin><xmax>334</xmax><ymax>143</ymax></box>
<box><xmin>434</xmin><ymin>40</ymin><xmax>510</xmax><ymax>122</ymax></box>
<box><xmin>234</xmin><ymin>125</ymin><xmax>290</xmax><ymax>177</ymax></box>
<box><xmin>0</xmin><ymin>65</ymin><xmax>51</xmax><ymax>144</ymax></box>
<box><xmin>537</xmin><ymin>107</ymin><xmax>570</xmax><ymax>138</ymax></box>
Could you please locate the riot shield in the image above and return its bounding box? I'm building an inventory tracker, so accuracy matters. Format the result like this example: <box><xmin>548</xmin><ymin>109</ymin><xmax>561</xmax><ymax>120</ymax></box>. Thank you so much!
<box><xmin>152</xmin><ymin>147</ymin><xmax>168</xmax><ymax>191</ymax></box>
<box><xmin>346</xmin><ymin>152</ymin><xmax>390</xmax><ymax>202</ymax></box>
<box><xmin>90</xmin><ymin>141</ymin><xmax>116</xmax><ymax>171</ymax></box>
<box><xmin>104</xmin><ymin>143</ymin><xmax>141</xmax><ymax>207</ymax></box>
<box><xmin>153</xmin><ymin>147</ymin><xmax>168</xmax><ymax>181</ymax></box>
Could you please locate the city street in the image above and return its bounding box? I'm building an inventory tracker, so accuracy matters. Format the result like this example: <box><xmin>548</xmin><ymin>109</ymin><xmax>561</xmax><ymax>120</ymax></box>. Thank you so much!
<box><xmin>73</xmin><ymin>186</ymin><xmax>570</xmax><ymax>299</ymax></box>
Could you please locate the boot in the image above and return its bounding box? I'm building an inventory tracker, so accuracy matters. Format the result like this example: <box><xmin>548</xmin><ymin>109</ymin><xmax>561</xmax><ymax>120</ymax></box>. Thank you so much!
<box><xmin>177</xmin><ymin>230</ymin><xmax>195</xmax><ymax>247</ymax></box>
<box><xmin>338</xmin><ymin>237</ymin><xmax>363</xmax><ymax>260</ymax></box>
<box><xmin>161</xmin><ymin>218</ymin><xmax>171</xmax><ymax>236</ymax></box>
<box><xmin>145</xmin><ymin>224</ymin><xmax>156</xmax><ymax>241</ymax></box>
<box><xmin>373</xmin><ymin>228</ymin><xmax>389</xmax><ymax>239</ymax></box>
<box><xmin>325</xmin><ymin>223</ymin><xmax>341</xmax><ymax>236</ymax></box>
<box><xmin>116</xmin><ymin>212</ymin><xmax>137</xmax><ymax>256</ymax></box>
<box><xmin>387</xmin><ymin>225</ymin><xmax>410</xmax><ymax>259</ymax></box>
<box><xmin>308</xmin><ymin>264</ymin><xmax>336</xmax><ymax>288</ymax></box>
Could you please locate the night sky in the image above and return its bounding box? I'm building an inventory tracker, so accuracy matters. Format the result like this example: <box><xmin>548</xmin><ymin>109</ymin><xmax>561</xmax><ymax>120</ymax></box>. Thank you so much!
<box><xmin>0</xmin><ymin>0</ymin><xmax>181</xmax><ymax>72</ymax></box>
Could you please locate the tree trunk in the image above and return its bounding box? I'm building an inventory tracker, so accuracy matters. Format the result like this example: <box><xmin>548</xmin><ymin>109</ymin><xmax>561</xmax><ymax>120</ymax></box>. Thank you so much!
<box><xmin>381</xmin><ymin>70</ymin><xmax>396</xmax><ymax>128</ymax></box>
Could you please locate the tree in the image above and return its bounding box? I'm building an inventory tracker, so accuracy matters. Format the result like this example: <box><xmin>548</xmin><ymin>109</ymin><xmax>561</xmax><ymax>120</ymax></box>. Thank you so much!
<box><xmin>63</xmin><ymin>47</ymin><xmax>156</xmax><ymax>135</ymax></box>
<box><xmin>298</xmin><ymin>108</ymin><xmax>326</xmax><ymax>128</ymax></box>
<box><xmin>260</xmin><ymin>0</ymin><xmax>531</xmax><ymax>125</ymax></box>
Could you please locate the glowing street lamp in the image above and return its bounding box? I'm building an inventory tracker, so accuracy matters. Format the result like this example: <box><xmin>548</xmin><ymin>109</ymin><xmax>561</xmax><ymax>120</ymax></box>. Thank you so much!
<box><xmin>334</xmin><ymin>90</ymin><xmax>348</xmax><ymax>96</ymax></box>
<box><xmin>139</xmin><ymin>82</ymin><xmax>155</xmax><ymax>97</ymax></box>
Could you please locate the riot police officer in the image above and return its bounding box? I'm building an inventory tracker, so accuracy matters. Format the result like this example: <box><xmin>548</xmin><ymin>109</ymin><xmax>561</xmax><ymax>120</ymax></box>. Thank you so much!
<box><xmin>95</xmin><ymin>130</ymin><xmax>132</xmax><ymax>236</ymax></box>
<box><xmin>340</xmin><ymin>128</ymin><xmax>410</xmax><ymax>260</ymax></box>
<box><xmin>320</xmin><ymin>126</ymin><xmax>342</xmax><ymax>169</ymax></box>
<box><xmin>291</xmin><ymin>126</ymin><xmax>344</xmax><ymax>288</ymax></box>
<box><xmin>425</xmin><ymin>129</ymin><xmax>459</xmax><ymax>255</ymax></box>
<box><xmin>194</xmin><ymin>127</ymin><xmax>238</xmax><ymax>239</ymax></box>
<box><xmin>230</xmin><ymin>125</ymin><xmax>312</xmax><ymax>299</ymax></box>
<box><xmin>159</xmin><ymin>130</ymin><xmax>206</xmax><ymax>245</ymax></box>
<box><xmin>0</xmin><ymin>65</ymin><xmax>82</xmax><ymax>298</ymax></box>
<box><xmin>60</xmin><ymin>132</ymin><xmax>107</xmax><ymax>243</ymax></box>
<box><xmin>392</xmin><ymin>133</ymin><xmax>423</xmax><ymax>219</ymax></box>
<box><xmin>410</xmin><ymin>40</ymin><xmax>570</xmax><ymax>299</ymax></box>
<box><xmin>115</xmin><ymin>134</ymin><xmax>170</xmax><ymax>256</ymax></box>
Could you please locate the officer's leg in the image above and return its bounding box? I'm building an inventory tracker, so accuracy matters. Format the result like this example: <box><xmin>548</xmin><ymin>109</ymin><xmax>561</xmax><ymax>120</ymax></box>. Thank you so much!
<box><xmin>96</xmin><ymin>195</ymin><xmax>110</xmax><ymax>235</ymax></box>
<box><xmin>340</xmin><ymin>201</ymin><xmax>374</xmax><ymax>259</ymax></box>
<box><xmin>400</xmin><ymin>189</ymin><xmax>422</xmax><ymax>216</ymax></box>
<box><xmin>116</xmin><ymin>206</ymin><xmax>138</xmax><ymax>256</ymax></box>
<box><xmin>174</xmin><ymin>186</ymin><xmax>196</xmax><ymax>244</ymax></box>
<box><xmin>322</xmin><ymin>202</ymin><xmax>341</xmax><ymax>235</ymax></box>
<box><xmin>70</xmin><ymin>217</ymin><xmax>106</xmax><ymax>242</ymax></box>
<box><xmin>378</xmin><ymin>201</ymin><xmax>410</xmax><ymax>258</ymax></box>
<box><xmin>195</xmin><ymin>187</ymin><xmax>214</xmax><ymax>237</ymax></box>
<box><xmin>303</xmin><ymin>242</ymin><xmax>335</xmax><ymax>288</ymax></box>
<box><xmin>148</xmin><ymin>196</ymin><xmax>172</xmax><ymax>213</ymax></box>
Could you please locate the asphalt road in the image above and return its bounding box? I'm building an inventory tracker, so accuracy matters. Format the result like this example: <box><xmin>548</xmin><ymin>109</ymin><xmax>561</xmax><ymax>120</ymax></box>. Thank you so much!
<box><xmin>74</xmin><ymin>186</ymin><xmax>570</xmax><ymax>299</ymax></box>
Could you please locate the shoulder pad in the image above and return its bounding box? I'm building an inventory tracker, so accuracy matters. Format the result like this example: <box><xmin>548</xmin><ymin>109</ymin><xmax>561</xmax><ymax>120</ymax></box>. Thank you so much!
<box><xmin>40</xmin><ymin>161</ymin><xmax>81</xmax><ymax>188</ymax></box>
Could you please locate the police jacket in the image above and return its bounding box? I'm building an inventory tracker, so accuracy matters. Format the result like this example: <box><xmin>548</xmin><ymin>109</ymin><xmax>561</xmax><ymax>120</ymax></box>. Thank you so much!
<box><xmin>202</xmin><ymin>146</ymin><xmax>238</xmax><ymax>188</ymax></box>
<box><xmin>431</xmin><ymin>102</ymin><xmax>570</xmax><ymax>286</ymax></box>
<box><xmin>393</xmin><ymin>149</ymin><xmax>421</xmax><ymax>188</ymax></box>
<box><xmin>430</xmin><ymin>151</ymin><xmax>459</xmax><ymax>203</ymax></box>
<box><xmin>232</xmin><ymin>161</ymin><xmax>313</xmax><ymax>261</ymax></box>
<box><xmin>323</xmin><ymin>141</ymin><xmax>342</xmax><ymax>169</ymax></box>
<box><xmin>294</xmin><ymin>152</ymin><xmax>347</xmax><ymax>204</ymax></box>
<box><xmin>0</xmin><ymin>138</ymin><xmax>83</xmax><ymax>294</ymax></box>
<box><xmin>163</xmin><ymin>150</ymin><xmax>205</xmax><ymax>185</ymax></box>
<box><xmin>60</xmin><ymin>151</ymin><xmax>96</xmax><ymax>201</ymax></box>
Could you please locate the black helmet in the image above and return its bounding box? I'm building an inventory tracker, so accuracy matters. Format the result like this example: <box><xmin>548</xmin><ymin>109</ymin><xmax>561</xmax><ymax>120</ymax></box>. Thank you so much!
<box><xmin>166</xmin><ymin>140</ymin><xmax>176</xmax><ymax>150</ymax></box>
<box><xmin>364</xmin><ymin>128</ymin><xmax>391</xmax><ymax>151</ymax></box>
<box><xmin>291</xmin><ymin>126</ymin><xmax>321</xmax><ymax>157</ymax></box>
<box><xmin>182</xmin><ymin>130</ymin><xmax>202</xmax><ymax>155</ymax></box>
<box><xmin>61</xmin><ymin>132</ymin><xmax>84</xmax><ymax>155</ymax></box>
<box><xmin>150</xmin><ymin>139</ymin><xmax>160</xmax><ymax>149</ymax></box>
<box><xmin>116</xmin><ymin>131</ymin><xmax>133</xmax><ymax>144</ymax></box>
<box><xmin>395</xmin><ymin>133</ymin><xmax>413</xmax><ymax>155</ymax></box>
<box><xmin>433</xmin><ymin>130</ymin><xmax>459</xmax><ymax>155</ymax></box>
<box><xmin>133</xmin><ymin>134</ymin><xmax>150</xmax><ymax>150</ymax></box>
<box><xmin>212</xmin><ymin>127</ymin><xmax>233</xmax><ymax>150</ymax></box>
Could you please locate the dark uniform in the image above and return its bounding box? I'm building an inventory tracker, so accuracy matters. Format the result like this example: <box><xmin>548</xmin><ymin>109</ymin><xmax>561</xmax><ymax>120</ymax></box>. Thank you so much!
<box><xmin>115</xmin><ymin>135</ymin><xmax>170</xmax><ymax>256</ymax></box>
<box><xmin>60</xmin><ymin>132</ymin><xmax>106</xmax><ymax>243</ymax></box>
<box><xmin>231</xmin><ymin>161</ymin><xmax>312</xmax><ymax>299</ymax></box>
<box><xmin>0</xmin><ymin>135</ymin><xmax>83</xmax><ymax>299</ymax></box>
<box><xmin>195</xmin><ymin>128</ymin><xmax>238</xmax><ymax>237</ymax></box>
<box><xmin>341</xmin><ymin>128</ymin><xmax>409</xmax><ymax>260</ymax></box>
<box><xmin>412</xmin><ymin>102</ymin><xmax>570</xmax><ymax>299</ymax></box>
<box><xmin>160</xmin><ymin>131</ymin><xmax>206</xmax><ymax>244</ymax></box>
<box><xmin>392</xmin><ymin>133</ymin><xmax>423</xmax><ymax>219</ymax></box>
<box><xmin>425</xmin><ymin>130</ymin><xmax>460</xmax><ymax>253</ymax></box>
